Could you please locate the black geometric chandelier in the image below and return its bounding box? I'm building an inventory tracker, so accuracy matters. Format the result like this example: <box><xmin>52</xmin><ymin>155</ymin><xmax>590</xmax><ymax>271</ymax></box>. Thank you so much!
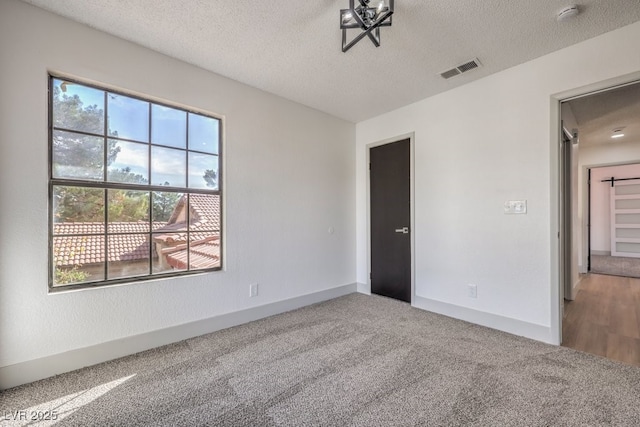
<box><xmin>340</xmin><ymin>0</ymin><xmax>394</xmax><ymax>52</ymax></box>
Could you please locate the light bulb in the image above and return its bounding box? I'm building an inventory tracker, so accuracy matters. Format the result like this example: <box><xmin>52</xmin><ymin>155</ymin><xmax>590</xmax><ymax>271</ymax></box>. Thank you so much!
<box><xmin>611</xmin><ymin>127</ymin><xmax>626</xmax><ymax>139</ymax></box>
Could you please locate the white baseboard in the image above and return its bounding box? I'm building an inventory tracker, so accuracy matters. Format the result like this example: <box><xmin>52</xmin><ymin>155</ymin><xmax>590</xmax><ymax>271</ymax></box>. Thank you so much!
<box><xmin>0</xmin><ymin>283</ymin><xmax>356</xmax><ymax>390</ymax></box>
<box><xmin>356</xmin><ymin>282</ymin><xmax>370</xmax><ymax>294</ymax></box>
<box><xmin>570</xmin><ymin>275</ymin><xmax>585</xmax><ymax>299</ymax></box>
<box><xmin>412</xmin><ymin>296</ymin><xmax>553</xmax><ymax>344</ymax></box>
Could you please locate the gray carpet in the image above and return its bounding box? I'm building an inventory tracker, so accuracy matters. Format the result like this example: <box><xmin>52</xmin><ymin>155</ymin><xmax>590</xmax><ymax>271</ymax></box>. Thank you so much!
<box><xmin>2</xmin><ymin>293</ymin><xmax>640</xmax><ymax>426</ymax></box>
<box><xmin>591</xmin><ymin>254</ymin><xmax>640</xmax><ymax>278</ymax></box>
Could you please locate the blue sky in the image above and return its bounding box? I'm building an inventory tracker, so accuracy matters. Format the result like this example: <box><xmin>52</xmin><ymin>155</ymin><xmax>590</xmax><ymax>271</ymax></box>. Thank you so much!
<box><xmin>55</xmin><ymin>79</ymin><xmax>219</xmax><ymax>189</ymax></box>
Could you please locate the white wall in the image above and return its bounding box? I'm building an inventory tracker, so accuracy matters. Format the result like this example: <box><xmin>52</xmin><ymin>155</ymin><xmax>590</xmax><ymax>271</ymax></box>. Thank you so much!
<box><xmin>0</xmin><ymin>0</ymin><xmax>355</xmax><ymax>375</ymax></box>
<box><xmin>356</xmin><ymin>20</ymin><xmax>640</xmax><ymax>343</ymax></box>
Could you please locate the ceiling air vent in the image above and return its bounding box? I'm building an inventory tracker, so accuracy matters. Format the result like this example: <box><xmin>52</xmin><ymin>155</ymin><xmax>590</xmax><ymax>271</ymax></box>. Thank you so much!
<box><xmin>440</xmin><ymin>58</ymin><xmax>482</xmax><ymax>80</ymax></box>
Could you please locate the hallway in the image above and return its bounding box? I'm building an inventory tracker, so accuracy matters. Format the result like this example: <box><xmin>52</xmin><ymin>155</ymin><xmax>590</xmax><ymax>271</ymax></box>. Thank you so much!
<box><xmin>563</xmin><ymin>274</ymin><xmax>640</xmax><ymax>366</ymax></box>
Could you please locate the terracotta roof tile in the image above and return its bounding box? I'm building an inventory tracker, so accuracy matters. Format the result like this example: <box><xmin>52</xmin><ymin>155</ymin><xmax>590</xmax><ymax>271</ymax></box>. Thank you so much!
<box><xmin>53</xmin><ymin>234</ymin><xmax>154</xmax><ymax>266</ymax></box>
<box><xmin>54</xmin><ymin>223</ymin><xmax>104</xmax><ymax>235</ymax></box>
<box><xmin>188</xmin><ymin>194</ymin><xmax>220</xmax><ymax>231</ymax></box>
<box><xmin>167</xmin><ymin>194</ymin><xmax>220</xmax><ymax>231</ymax></box>
<box><xmin>108</xmin><ymin>234</ymin><xmax>151</xmax><ymax>262</ymax></box>
<box><xmin>54</xmin><ymin>222</ymin><xmax>165</xmax><ymax>235</ymax></box>
<box><xmin>108</xmin><ymin>222</ymin><xmax>152</xmax><ymax>233</ymax></box>
<box><xmin>53</xmin><ymin>193</ymin><xmax>221</xmax><ymax>269</ymax></box>
<box><xmin>164</xmin><ymin>236</ymin><xmax>220</xmax><ymax>270</ymax></box>
<box><xmin>53</xmin><ymin>235</ymin><xmax>105</xmax><ymax>266</ymax></box>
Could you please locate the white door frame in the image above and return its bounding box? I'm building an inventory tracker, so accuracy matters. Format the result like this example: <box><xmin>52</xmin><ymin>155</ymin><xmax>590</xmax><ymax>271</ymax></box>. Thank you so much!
<box><xmin>551</xmin><ymin>72</ymin><xmax>640</xmax><ymax>345</ymax></box>
<box><xmin>365</xmin><ymin>132</ymin><xmax>416</xmax><ymax>305</ymax></box>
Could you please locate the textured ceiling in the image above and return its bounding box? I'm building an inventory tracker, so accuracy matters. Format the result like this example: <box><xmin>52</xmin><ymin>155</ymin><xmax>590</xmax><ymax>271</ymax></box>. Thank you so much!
<box><xmin>19</xmin><ymin>0</ymin><xmax>640</xmax><ymax>123</ymax></box>
<box><xmin>566</xmin><ymin>81</ymin><xmax>640</xmax><ymax>147</ymax></box>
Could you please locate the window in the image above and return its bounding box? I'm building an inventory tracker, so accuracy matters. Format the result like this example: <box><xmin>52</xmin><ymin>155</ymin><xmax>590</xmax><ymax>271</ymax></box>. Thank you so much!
<box><xmin>49</xmin><ymin>76</ymin><xmax>222</xmax><ymax>290</ymax></box>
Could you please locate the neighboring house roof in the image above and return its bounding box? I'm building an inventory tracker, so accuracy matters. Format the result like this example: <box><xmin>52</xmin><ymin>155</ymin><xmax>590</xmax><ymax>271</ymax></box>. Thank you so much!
<box><xmin>54</xmin><ymin>194</ymin><xmax>220</xmax><ymax>269</ymax></box>
<box><xmin>163</xmin><ymin>235</ymin><xmax>221</xmax><ymax>270</ymax></box>
<box><xmin>54</xmin><ymin>222</ymin><xmax>156</xmax><ymax>235</ymax></box>
<box><xmin>154</xmin><ymin>193</ymin><xmax>221</xmax><ymax>245</ymax></box>
<box><xmin>53</xmin><ymin>232</ymin><xmax>153</xmax><ymax>266</ymax></box>
<box><xmin>168</xmin><ymin>193</ymin><xmax>221</xmax><ymax>231</ymax></box>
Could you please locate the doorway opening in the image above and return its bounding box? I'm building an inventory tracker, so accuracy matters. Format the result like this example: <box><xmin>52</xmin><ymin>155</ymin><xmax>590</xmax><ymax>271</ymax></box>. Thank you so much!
<box><xmin>589</xmin><ymin>162</ymin><xmax>640</xmax><ymax>278</ymax></box>
<box><xmin>559</xmin><ymin>79</ymin><xmax>640</xmax><ymax>366</ymax></box>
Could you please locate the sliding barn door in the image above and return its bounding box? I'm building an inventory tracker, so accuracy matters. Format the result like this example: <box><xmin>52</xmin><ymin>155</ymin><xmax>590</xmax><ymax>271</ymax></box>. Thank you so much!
<box><xmin>611</xmin><ymin>181</ymin><xmax>640</xmax><ymax>258</ymax></box>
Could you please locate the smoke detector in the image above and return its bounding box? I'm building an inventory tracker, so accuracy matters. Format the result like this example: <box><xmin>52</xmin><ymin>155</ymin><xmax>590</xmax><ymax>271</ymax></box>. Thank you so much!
<box><xmin>611</xmin><ymin>127</ymin><xmax>626</xmax><ymax>139</ymax></box>
<box><xmin>557</xmin><ymin>5</ymin><xmax>579</xmax><ymax>21</ymax></box>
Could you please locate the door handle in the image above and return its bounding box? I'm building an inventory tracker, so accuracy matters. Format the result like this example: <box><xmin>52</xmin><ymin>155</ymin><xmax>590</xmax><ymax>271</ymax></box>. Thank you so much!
<box><xmin>395</xmin><ymin>227</ymin><xmax>409</xmax><ymax>234</ymax></box>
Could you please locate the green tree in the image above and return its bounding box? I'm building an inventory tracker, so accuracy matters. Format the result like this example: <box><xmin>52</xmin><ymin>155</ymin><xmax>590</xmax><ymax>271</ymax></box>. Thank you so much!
<box><xmin>53</xmin><ymin>186</ymin><xmax>105</xmax><ymax>223</ymax></box>
<box><xmin>153</xmin><ymin>185</ymin><xmax>182</xmax><ymax>222</ymax></box>
<box><xmin>203</xmin><ymin>169</ymin><xmax>217</xmax><ymax>188</ymax></box>
<box><xmin>107</xmin><ymin>168</ymin><xmax>150</xmax><ymax>223</ymax></box>
<box><xmin>108</xmin><ymin>167</ymin><xmax>148</xmax><ymax>185</ymax></box>
<box><xmin>53</xmin><ymin>83</ymin><xmax>127</xmax><ymax>224</ymax></box>
<box><xmin>55</xmin><ymin>265</ymin><xmax>89</xmax><ymax>285</ymax></box>
<box><xmin>108</xmin><ymin>189</ymin><xmax>149</xmax><ymax>223</ymax></box>
<box><xmin>52</xmin><ymin>83</ymin><xmax>183</xmax><ymax>227</ymax></box>
<box><xmin>52</xmin><ymin>85</ymin><xmax>120</xmax><ymax>170</ymax></box>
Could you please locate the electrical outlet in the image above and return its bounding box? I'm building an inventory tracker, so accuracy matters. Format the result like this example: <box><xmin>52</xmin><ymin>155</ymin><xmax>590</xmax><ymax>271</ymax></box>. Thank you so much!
<box><xmin>249</xmin><ymin>283</ymin><xmax>258</xmax><ymax>297</ymax></box>
<box><xmin>468</xmin><ymin>284</ymin><xmax>477</xmax><ymax>298</ymax></box>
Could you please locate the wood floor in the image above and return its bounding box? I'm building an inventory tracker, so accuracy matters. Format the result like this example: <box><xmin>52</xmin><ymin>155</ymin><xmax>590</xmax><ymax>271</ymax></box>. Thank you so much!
<box><xmin>563</xmin><ymin>273</ymin><xmax>640</xmax><ymax>366</ymax></box>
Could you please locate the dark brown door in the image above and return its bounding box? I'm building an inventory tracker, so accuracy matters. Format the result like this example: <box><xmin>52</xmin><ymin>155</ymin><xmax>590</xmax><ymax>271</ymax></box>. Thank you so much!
<box><xmin>370</xmin><ymin>139</ymin><xmax>411</xmax><ymax>303</ymax></box>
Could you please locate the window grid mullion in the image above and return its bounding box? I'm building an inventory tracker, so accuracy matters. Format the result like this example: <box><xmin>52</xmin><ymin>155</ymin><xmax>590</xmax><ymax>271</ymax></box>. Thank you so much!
<box><xmin>51</xmin><ymin>127</ymin><xmax>104</xmax><ymax>139</ymax></box>
<box><xmin>149</xmin><ymin>196</ymin><xmax>153</xmax><ymax>276</ymax></box>
<box><xmin>48</xmin><ymin>77</ymin><xmax>54</xmax><ymax>288</ymax></box>
<box><xmin>49</xmin><ymin>75</ymin><xmax>221</xmax><ymax>290</ymax></box>
<box><xmin>50</xmin><ymin>179</ymin><xmax>219</xmax><ymax>195</ymax></box>
<box><xmin>103</xmin><ymin>188</ymin><xmax>108</xmax><ymax>282</ymax></box>
<box><xmin>186</xmin><ymin>112</ymin><xmax>190</xmax><ymax>271</ymax></box>
<box><xmin>148</xmin><ymin>103</ymin><xmax>153</xmax><ymax>276</ymax></box>
<box><xmin>103</xmin><ymin>90</ymin><xmax>108</xmax><ymax>182</ymax></box>
<box><xmin>103</xmin><ymin>90</ymin><xmax>109</xmax><ymax>283</ymax></box>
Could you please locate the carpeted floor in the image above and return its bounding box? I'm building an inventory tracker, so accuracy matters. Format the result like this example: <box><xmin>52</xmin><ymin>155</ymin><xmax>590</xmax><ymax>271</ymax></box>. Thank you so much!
<box><xmin>2</xmin><ymin>293</ymin><xmax>640</xmax><ymax>426</ymax></box>
<box><xmin>591</xmin><ymin>254</ymin><xmax>640</xmax><ymax>278</ymax></box>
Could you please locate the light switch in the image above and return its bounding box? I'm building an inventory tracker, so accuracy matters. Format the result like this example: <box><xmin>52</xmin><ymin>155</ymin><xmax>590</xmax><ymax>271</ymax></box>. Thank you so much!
<box><xmin>504</xmin><ymin>200</ymin><xmax>527</xmax><ymax>214</ymax></box>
